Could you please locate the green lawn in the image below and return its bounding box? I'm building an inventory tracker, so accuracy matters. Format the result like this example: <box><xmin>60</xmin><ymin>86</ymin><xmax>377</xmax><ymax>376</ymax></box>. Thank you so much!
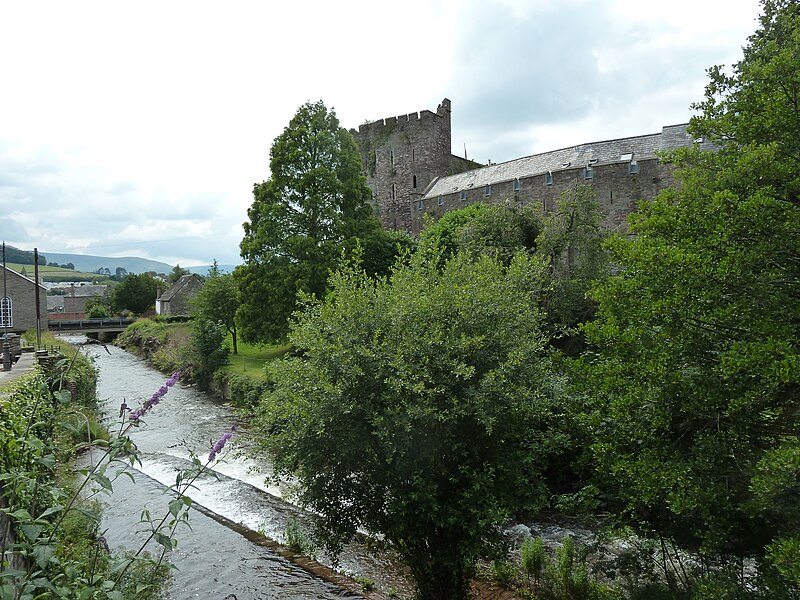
<box><xmin>222</xmin><ymin>337</ymin><xmax>291</xmax><ymax>380</ymax></box>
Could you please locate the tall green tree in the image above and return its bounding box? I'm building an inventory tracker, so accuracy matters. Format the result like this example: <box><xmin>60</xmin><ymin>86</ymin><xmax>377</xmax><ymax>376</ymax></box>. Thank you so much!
<box><xmin>168</xmin><ymin>264</ymin><xmax>190</xmax><ymax>284</ymax></box>
<box><xmin>251</xmin><ymin>252</ymin><xmax>569</xmax><ymax>600</ymax></box>
<box><xmin>580</xmin><ymin>0</ymin><xmax>800</xmax><ymax>591</ymax></box>
<box><xmin>191</xmin><ymin>261</ymin><xmax>240</xmax><ymax>354</ymax></box>
<box><xmin>110</xmin><ymin>273</ymin><xmax>160</xmax><ymax>315</ymax></box>
<box><xmin>236</xmin><ymin>100</ymin><xmax>378</xmax><ymax>343</ymax></box>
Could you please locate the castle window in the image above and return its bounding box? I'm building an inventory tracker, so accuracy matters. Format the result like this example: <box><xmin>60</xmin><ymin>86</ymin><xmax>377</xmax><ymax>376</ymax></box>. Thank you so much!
<box><xmin>584</xmin><ymin>165</ymin><xmax>593</xmax><ymax>181</ymax></box>
<box><xmin>417</xmin><ymin>199</ymin><xmax>424</xmax><ymax>211</ymax></box>
<box><xmin>484</xmin><ymin>184</ymin><xmax>491</xmax><ymax>197</ymax></box>
<box><xmin>438</xmin><ymin>196</ymin><xmax>444</xmax><ymax>207</ymax></box>
<box><xmin>0</xmin><ymin>297</ymin><xmax>11</xmax><ymax>328</ymax></box>
<box><xmin>459</xmin><ymin>190</ymin><xmax>467</xmax><ymax>201</ymax></box>
<box><xmin>629</xmin><ymin>160</ymin><xmax>640</xmax><ymax>175</ymax></box>
<box><xmin>412</xmin><ymin>175</ymin><xmax>417</xmax><ymax>189</ymax></box>
<box><xmin>412</xmin><ymin>148</ymin><xmax>415</xmax><ymax>163</ymax></box>
<box><xmin>391</xmin><ymin>184</ymin><xmax>396</xmax><ymax>200</ymax></box>
<box><xmin>512</xmin><ymin>178</ymin><xmax>520</xmax><ymax>192</ymax></box>
<box><xmin>545</xmin><ymin>171</ymin><xmax>553</xmax><ymax>186</ymax></box>
<box><xmin>390</xmin><ymin>150</ymin><xmax>394</xmax><ymax>166</ymax></box>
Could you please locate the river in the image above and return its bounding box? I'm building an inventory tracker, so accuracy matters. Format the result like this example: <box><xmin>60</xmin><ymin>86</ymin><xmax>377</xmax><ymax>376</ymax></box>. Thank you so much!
<box><xmin>75</xmin><ymin>339</ymin><xmax>412</xmax><ymax>600</ymax></box>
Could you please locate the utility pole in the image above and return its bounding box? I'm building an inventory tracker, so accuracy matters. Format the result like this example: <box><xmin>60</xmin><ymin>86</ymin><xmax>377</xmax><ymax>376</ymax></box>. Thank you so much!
<box><xmin>2</xmin><ymin>242</ymin><xmax>11</xmax><ymax>371</ymax></box>
<box><xmin>34</xmin><ymin>248</ymin><xmax>41</xmax><ymax>348</ymax></box>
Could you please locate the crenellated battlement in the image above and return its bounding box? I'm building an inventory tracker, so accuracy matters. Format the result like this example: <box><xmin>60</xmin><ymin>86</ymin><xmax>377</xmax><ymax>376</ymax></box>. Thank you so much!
<box><xmin>357</xmin><ymin>100</ymin><xmax>449</xmax><ymax>135</ymax></box>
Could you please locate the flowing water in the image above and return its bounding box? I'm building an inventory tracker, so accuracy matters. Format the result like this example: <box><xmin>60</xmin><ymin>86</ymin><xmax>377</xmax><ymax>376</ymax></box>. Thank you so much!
<box><xmin>74</xmin><ymin>340</ymin><xmax>412</xmax><ymax>600</ymax></box>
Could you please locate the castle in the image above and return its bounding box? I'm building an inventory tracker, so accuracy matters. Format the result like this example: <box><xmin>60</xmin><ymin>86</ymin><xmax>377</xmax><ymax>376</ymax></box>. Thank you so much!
<box><xmin>351</xmin><ymin>99</ymin><xmax>712</xmax><ymax>235</ymax></box>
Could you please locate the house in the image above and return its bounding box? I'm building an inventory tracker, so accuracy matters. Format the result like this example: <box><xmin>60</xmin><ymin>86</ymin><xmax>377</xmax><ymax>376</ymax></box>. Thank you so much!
<box><xmin>155</xmin><ymin>274</ymin><xmax>204</xmax><ymax>317</ymax></box>
<box><xmin>0</xmin><ymin>266</ymin><xmax>48</xmax><ymax>334</ymax></box>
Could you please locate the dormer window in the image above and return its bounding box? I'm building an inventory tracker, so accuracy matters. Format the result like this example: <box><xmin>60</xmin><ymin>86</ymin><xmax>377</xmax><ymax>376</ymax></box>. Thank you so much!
<box><xmin>584</xmin><ymin>165</ymin><xmax>593</xmax><ymax>181</ymax></box>
<box><xmin>629</xmin><ymin>160</ymin><xmax>640</xmax><ymax>175</ymax></box>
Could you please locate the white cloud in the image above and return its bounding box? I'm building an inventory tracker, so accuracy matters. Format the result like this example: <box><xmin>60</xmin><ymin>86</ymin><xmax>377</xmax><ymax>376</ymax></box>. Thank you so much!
<box><xmin>0</xmin><ymin>0</ymin><xmax>763</xmax><ymax>265</ymax></box>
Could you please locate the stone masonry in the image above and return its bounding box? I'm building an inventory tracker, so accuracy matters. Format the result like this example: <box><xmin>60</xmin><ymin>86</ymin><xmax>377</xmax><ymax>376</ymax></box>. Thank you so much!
<box><xmin>351</xmin><ymin>99</ymin><xmax>482</xmax><ymax>232</ymax></box>
<box><xmin>1</xmin><ymin>266</ymin><xmax>48</xmax><ymax>335</ymax></box>
<box><xmin>352</xmin><ymin>100</ymin><xmax>712</xmax><ymax>236</ymax></box>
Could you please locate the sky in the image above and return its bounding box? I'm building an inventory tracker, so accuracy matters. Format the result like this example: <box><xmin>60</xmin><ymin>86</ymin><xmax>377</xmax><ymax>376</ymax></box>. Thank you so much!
<box><xmin>0</xmin><ymin>0</ymin><xmax>762</xmax><ymax>267</ymax></box>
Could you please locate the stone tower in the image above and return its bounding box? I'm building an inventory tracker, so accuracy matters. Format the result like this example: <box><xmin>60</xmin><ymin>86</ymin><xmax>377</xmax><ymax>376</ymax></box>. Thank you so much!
<box><xmin>352</xmin><ymin>99</ymin><xmax>481</xmax><ymax>232</ymax></box>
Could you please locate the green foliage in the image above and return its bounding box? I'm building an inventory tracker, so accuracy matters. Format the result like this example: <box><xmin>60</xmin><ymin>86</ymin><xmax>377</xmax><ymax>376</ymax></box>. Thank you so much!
<box><xmin>187</xmin><ymin>319</ymin><xmax>229</xmax><ymax>391</ymax></box>
<box><xmin>283</xmin><ymin>516</ymin><xmax>317</xmax><ymax>557</ymax></box>
<box><xmin>521</xmin><ymin>536</ymin><xmax>547</xmax><ymax>586</ymax></box>
<box><xmin>111</xmin><ymin>273</ymin><xmax>160</xmax><ymax>315</ymax></box>
<box><xmin>190</xmin><ymin>265</ymin><xmax>239</xmax><ymax>354</ymax></box>
<box><xmin>578</xmin><ymin>0</ymin><xmax>800</xmax><ymax>591</ymax></box>
<box><xmin>418</xmin><ymin>202</ymin><xmax>541</xmax><ymax>267</ymax></box>
<box><xmin>251</xmin><ymin>251</ymin><xmax>571</xmax><ymax>600</ymax></box>
<box><xmin>236</xmin><ymin>100</ymin><xmax>380</xmax><ymax>343</ymax></box>
<box><xmin>86</xmin><ymin>296</ymin><xmax>111</xmax><ymax>319</ymax></box>
<box><xmin>167</xmin><ymin>265</ymin><xmax>189</xmax><ymax>284</ymax></box>
<box><xmin>536</xmin><ymin>185</ymin><xmax>609</xmax><ymax>340</ymax></box>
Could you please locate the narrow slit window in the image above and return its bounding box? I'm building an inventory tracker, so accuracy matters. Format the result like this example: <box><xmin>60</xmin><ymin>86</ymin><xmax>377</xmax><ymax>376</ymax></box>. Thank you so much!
<box><xmin>412</xmin><ymin>174</ymin><xmax>417</xmax><ymax>189</ymax></box>
<box><xmin>417</xmin><ymin>199</ymin><xmax>424</xmax><ymax>211</ymax></box>
<box><xmin>438</xmin><ymin>196</ymin><xmax>444</xmax><ymax>207</ymax></box>
<box><xmin>545</xmin><ymin>171</ymin><xmax>553</xmax><ymax>186</ymax></box>
<box><xmin>484</xmin><ymin>184</ymin><xmax>491</xmax><ymax>197</ymax></box>
<box><xmin>512</xmin><ymin>178</ymin><xmax>520</xmax><ymax>192</ymax></box>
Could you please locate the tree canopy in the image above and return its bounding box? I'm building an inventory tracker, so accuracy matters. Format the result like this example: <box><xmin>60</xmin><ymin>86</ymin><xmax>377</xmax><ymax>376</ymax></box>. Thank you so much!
<box><xmin>110</xmin><ymin>273</ymin><xmax>160</xmax><ymax>315</ymax></box>
<box><xmin>252</xmin><ymin>252</ymin><xmax>570</xmax><ymax>600</ymax></box>
<box><xmin>190</xmin><ymin>261</ymin><xmax>240</xmax><ymax>354</ymax></box>
<box><xmin>235</xmin><ymin>100</ymin><xmax>381</xmax><ymax>343</ymax></box>
<box><xmin>580</xmin><ymin>0</ymin><xmax>800</xmax><ymax>589</ymax></box>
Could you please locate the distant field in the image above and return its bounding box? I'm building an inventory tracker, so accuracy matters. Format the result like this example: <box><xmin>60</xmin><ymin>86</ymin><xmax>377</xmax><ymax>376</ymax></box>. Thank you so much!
<box><xmin>6</xmin><ymin>263</ymin><xmax>104</xmax><ymax>282</ymax></box>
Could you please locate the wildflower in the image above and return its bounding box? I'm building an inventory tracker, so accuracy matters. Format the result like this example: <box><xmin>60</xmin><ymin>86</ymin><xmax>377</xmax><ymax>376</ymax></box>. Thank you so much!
<box><xmin>209</xmin><ymin>426</ymin><xmax>236</xmax><ymax>462</ymax></box>
<box><xmin>119</xmin><ymin>400</ymin><xmax>129</xmax><ymax>418</ymax></box>
<box><xmin>128</xmin><ymin>371</ymin><xmax>181</xmax><ymax>422</ymax></box>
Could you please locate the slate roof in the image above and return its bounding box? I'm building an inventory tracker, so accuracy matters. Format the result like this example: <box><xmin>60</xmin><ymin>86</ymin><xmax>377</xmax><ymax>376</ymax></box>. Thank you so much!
<box><xmin>157</xmin><ymin>274</ymin><xmax>202</xmax><ymax>302</ymax></box>
<box><xmin>423</xmin><ymin>124</ymin><xmax>713</xmax><ymax>199</ymax></box>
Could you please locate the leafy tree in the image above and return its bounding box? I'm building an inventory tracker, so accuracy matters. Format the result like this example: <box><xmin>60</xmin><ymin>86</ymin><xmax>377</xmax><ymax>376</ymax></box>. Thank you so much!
<box><xmin>251</xmin><ymin>252</ymin><xmax>569</xmax><ymax>600</ymax></box>
<box><xmin>191</xmin><ymin>261</ymin><xmax>240</xmax><ymax>354</ymax></box>
<box><xmin>418</xmin><ymin>203</ymin><xmax>541</xmax><ymax>267</ymax></box>
<box><xmin>85</xmin><ymin>296</ymin><xmax>111</xmax><ymax>318</ymax></box>
<box><xmin>580</xmin><ymin>0</ymin><xmax>800</xmax><ymax>589</ymax></box>
<box><xmin>535</xmin><ymin>185</ymin><xmax>609</xmax><ymax>352</ymax></box>
<box><xmin>236</xmin><ymin>100</ymin><xmax>378</xmax><ymax>343</ymax></box>
<box><xmin>114</xmin><ymin>267</ymin><xmax>128</xmax><ymax>281</ymax></box>
<box><xmin>168</xmin><ymin>264</ymin><xmax>190</xmax><ymax>284</ymax></box>
<box><xmin>111</xmin><ymin>273</ymin><xmax>160</xmax><ymax>315</ymax></box>
<box><xmin>186</xmin><ymin>319</ymin><xmax>229</xmax><ymax>390</ymax></box>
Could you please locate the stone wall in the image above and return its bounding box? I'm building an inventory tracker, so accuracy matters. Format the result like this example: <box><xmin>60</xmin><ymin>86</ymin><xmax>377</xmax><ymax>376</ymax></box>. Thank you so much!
<box><xmin>1</xmin><ymin>268</ymin><xmax>48</xmax><ymax>334</ymax></box>
<box><xmin>411</xmin><ymin>157</ymin><xmax>677</xmax><ymax>235</ymax></box>
<box><xmin>352</xmin><ymin>99</ymin><xmax>483</xmax><ymax>232</ymax></box>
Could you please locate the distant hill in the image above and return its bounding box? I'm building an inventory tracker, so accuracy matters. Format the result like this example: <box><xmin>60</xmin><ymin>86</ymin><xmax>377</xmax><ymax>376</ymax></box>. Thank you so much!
<box><xmin>186</xmin><ymin>264</ymin><xmax>239</xmax><ymax>276</ymax></box>
<box><xmin>39</xmin><ymin>251</ymin><xmax>174</xmax><ymax>275</ymax></box>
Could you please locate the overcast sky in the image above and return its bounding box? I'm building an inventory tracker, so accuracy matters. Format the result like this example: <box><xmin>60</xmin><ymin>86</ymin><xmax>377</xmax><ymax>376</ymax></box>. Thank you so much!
<box><xmin>0</xmin><ymin>0</ymin><xmax>762</xmax><ymax>267</ymax></box>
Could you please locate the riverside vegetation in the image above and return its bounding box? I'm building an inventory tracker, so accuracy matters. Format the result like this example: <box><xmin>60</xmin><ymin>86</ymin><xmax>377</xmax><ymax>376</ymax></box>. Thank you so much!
<box><xmin>0</xmin><ymin>333</ymin><xmax>236</xmax><ymax>599</ymax></box>
<box><xmin>105</xmin><ymin>2</ymin><xmax>799</xmax><ymax>598</ymax></box>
